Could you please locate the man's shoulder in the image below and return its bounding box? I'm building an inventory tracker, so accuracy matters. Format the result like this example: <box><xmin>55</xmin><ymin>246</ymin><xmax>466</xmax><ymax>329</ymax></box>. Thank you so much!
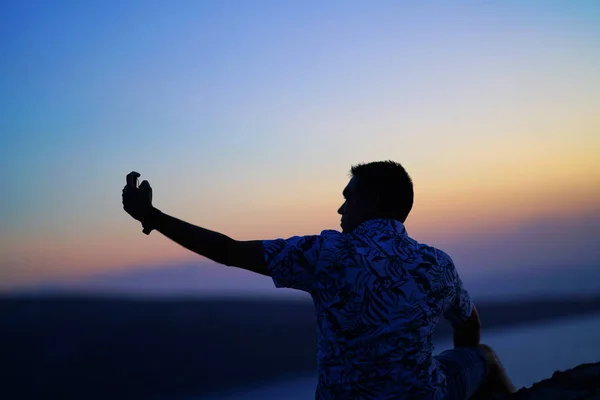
<box><xmin>319</xmin><ymin>229</ymin><xmax>344</xmax><ymax>236</ymax></box>
<box><xmin>415</xmin><ymin>241</ymin><xmax>455</xmax><ymax>266</ymax></box>
<box><xmin>316</xmin><ymin>229</ymin><xmax>346</xmax><ymax>245</ymax></box>
<box><xmin>434</xmin><ymin>247</ymin><xmax>454</xmax><ymax>265</ymax></box>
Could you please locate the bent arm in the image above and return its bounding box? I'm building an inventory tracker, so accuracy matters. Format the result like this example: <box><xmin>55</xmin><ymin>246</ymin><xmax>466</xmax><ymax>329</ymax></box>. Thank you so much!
<box><xmin>453</xmin><ymin>306</ymin><xmax>481</xmax><ymax>348</ymax></box>
<box><xmin>144</xmin><ymin>208</ymin><xmax>269</xmax><ymax>276</ymax></box>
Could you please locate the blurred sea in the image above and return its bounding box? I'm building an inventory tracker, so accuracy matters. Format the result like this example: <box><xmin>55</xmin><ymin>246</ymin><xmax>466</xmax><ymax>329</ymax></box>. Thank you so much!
<box><xmin>197</xmin><ymin>311</ymin><xmax>600</xmax><ymax>399</ymax></box>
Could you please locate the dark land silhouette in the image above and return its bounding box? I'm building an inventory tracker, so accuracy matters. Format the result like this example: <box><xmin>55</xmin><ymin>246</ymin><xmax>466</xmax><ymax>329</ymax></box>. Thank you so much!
<box><xmin>2</xmin><ymin>294</ymin><xmax>600</xmax><ymax>400</ymax></box>
<box><xmin>505</xmin><ymin>362</ymin><xmax>600</xmax><ymax>400</ymax></box>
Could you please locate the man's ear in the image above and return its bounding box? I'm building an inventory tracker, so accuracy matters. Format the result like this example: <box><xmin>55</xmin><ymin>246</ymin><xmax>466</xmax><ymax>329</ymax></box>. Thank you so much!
<box><xmin>365</xmin><ymin>194</ymin><xmax>381</xmax><ymax>213</ymax></box>
<box><xmin>368</xmin><ymin>194</ymin><xmax>381</xmax><ymax>209</ymax></box>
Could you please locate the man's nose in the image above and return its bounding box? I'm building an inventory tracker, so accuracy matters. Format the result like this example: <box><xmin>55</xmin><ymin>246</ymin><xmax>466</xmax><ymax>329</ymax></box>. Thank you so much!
<box><xmin>337</xmin><ymin>202</ymin><xmax>345</xmax><ymax>215</ymax></box>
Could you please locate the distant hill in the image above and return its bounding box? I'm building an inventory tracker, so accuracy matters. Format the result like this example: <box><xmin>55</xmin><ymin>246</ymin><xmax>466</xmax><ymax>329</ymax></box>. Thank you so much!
<box><xmin>1</xmin><ymin>295</ymin><xmax>600</xmax><ymax>400</ymax></box>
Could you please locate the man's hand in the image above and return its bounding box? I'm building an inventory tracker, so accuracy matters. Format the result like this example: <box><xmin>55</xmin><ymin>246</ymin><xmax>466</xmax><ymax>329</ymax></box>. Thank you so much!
<box><xmin>122</xmin><ymin>171</ymin><xmax>156</xmax><ymax>234</ymax></box>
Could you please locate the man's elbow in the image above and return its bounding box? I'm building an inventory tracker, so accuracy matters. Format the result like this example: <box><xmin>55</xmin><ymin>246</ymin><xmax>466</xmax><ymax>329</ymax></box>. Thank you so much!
<box><xmin>225</xmin><ymin>240</ymin><xmax>271</xmax><ymax>277</ymax></box>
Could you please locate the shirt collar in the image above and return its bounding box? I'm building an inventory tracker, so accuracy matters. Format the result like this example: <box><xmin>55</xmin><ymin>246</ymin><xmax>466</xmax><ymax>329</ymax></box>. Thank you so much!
<box><xmin>351</xmin><ymin>218</ymin><xmax>407</xmax><ymax>236</ymax></box>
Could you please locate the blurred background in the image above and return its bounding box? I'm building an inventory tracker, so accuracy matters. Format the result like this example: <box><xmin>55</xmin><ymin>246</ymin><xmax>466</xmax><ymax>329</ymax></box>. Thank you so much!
<box><xmin>1</xmin><ymin>1</ymin><xmax>599</xmax><ymax>399</ymax></box>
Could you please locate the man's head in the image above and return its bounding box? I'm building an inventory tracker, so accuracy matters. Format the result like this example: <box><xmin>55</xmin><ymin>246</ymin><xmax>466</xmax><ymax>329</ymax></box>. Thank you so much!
<box><xmin>338</xmin><ymin>160</ymin><xmax>414</xmax><ymax>233</ymax></box>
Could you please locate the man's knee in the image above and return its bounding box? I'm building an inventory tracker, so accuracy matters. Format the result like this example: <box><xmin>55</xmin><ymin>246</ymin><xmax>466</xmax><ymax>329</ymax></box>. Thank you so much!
<box><xmin>475</xmin><ymin>343</ymin><xmax>516</xmax><ymax>395</ymax></box>
<box><xmin>476</xmin><ymin>344</ymin><xmax>498</xmax><ymax>365</ymax></box>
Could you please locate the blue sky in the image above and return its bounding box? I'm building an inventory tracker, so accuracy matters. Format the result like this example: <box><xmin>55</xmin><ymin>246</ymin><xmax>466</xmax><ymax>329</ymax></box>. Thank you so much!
<box><xmin>1</xmin><ymin>0</ymin><xmax>599</xmax><ymax>293</ymax></box>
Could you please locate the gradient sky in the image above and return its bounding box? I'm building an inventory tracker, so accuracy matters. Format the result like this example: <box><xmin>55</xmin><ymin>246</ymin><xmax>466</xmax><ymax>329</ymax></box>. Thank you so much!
<box><xmin>1</xmin><ymin>1</ymin><xmax>599</xmax><ymax>293</ymax></box>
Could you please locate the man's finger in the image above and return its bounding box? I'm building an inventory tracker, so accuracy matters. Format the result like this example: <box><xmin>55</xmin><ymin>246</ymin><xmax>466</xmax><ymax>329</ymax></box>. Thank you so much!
<box><xmin>126</xmin><ymin>171</ymin><xmax>141</xmax><ymax>188</ymax></box>
<box><xmin>140</xmin><ymin>180</ymin><xmax>152</xmax><ymax>203</ymax></box>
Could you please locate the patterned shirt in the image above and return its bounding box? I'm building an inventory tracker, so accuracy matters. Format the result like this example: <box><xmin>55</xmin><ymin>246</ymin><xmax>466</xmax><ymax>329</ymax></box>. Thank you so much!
<box><xmin>262</xmin><ymin>218</ymin><xmax>474</xmax><ymax>400</ymax></box>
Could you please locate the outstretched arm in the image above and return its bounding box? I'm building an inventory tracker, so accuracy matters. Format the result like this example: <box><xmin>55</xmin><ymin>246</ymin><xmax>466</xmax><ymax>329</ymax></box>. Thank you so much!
<box><xmin>121</xmin><ymin>171</ymin><xmax>268</xmax><ymax>276</ymax></box>
<box><xmin>144</xmin><ymin>209</ymin><xmax>268</xmax><ymax>275</ymax></box>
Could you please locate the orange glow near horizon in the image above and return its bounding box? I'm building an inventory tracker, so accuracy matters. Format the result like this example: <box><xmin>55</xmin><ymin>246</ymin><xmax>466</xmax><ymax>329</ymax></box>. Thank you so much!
<box><xmin>3</xmin><ymin>168</ymin><xmax>598</xmax><ymax>290</ymax></box>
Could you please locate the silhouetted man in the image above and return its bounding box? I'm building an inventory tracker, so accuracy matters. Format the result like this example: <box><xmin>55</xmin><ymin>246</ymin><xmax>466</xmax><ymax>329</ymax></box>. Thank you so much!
<box><xmin>122</xmin><ymin>161</ymin><xmax>514</xmax><ymax>399</ymax></box>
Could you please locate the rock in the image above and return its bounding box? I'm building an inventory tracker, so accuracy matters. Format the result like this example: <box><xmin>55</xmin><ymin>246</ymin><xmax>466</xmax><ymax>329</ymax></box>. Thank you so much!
<box><xmin>499</xmin><ymin>362</ymin><xmax>600</xmax><ymax>400</ymax></box>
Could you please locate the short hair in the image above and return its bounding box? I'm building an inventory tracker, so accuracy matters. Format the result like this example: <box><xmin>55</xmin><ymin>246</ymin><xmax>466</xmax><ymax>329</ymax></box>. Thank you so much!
<box><xmin>350</xmin><ymin>160</ymin><xmax>414</xmax><ymax>222</ymax></box>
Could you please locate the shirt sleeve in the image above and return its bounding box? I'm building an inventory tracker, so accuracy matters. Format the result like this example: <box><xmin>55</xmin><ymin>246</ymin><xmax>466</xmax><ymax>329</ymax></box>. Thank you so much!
<box><xmin>441</xmin><ymin>254</ymin><xmax>474</xmax><ymax>327</ymax></box>
<box><xmin>262</xmin><ymin>234</ymin><xmax>324</xmax><ymax>292</ymax></box>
